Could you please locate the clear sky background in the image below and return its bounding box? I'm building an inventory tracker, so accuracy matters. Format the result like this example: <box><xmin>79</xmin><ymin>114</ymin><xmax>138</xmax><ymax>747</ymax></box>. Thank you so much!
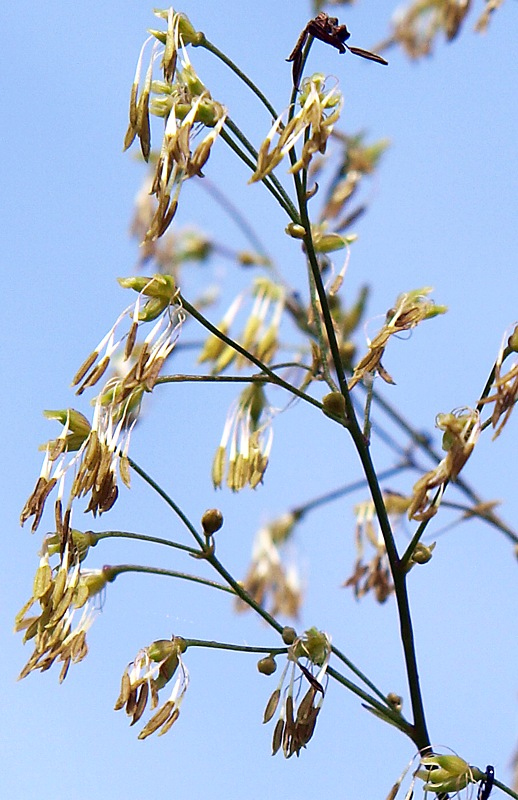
<box><xmin>2</xmin><ymin>1</ymin><xmax>518</xmax><ymax>799</ymax></box>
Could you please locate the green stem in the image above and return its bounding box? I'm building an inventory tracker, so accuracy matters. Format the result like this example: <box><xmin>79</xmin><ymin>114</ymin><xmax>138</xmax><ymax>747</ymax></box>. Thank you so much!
<box><xmin>126</xmin><ymin>455</ymin><xmax>206</xmax><ymax>550</ymax></box>
<box><xmin>287</xmin><ymin>66</ymin><xmax>431</xmax><ymax>750</ymax></box>
<box><xmin>103</xmin><ymin>563</ymin><xmax>234</xmax><ymax>594</ymax></box>
<box><xmin>196</xmin><ymin>36</ymin><xmax>279</xmax><ymax>120</ymax></box>
<box><xmin>156</xmin><ymin>373</ymin><xmax>269</xmax><ymax>385</ymax></box>
<box><xmin>292</xmin><ymin>462</ymin><xmax>410</xmax><ymax>518</ymax></box>
<box><xmin>494</xmin><ymin>778</ymin><xmax>518</xmax><ymax>800</ymax></box>
<box><xmin>183</xmin><ymin>638</ymin><xmax>288</xmax><ymax>656</ymax></box>
<box><xmin>330</xmin><ymin>644</ymin><xmax>390</xmax><ymax>705</ymax></box>
<box><xmin>223</xmin><ymin>117</ymin><xmax>300</xmax><ymax>222</ymax></box>
<box><xmin>326</xmin><ymin>665</ymin><xmax>412</xmax><ymax>737</ymax></box>
<box><xmin>178</xmin><ymin>293</ymin><xmax>329</xmax><ymax>413</ymax></box>
<box><xmin>91</xmin><ymin>529</ymin><xmax>200</xmax><ymax>556</ymax></box>
<box><xmin>219</xmin><ymin>126</ymin><xmax>295</xmax><ymax>218</ymax></box>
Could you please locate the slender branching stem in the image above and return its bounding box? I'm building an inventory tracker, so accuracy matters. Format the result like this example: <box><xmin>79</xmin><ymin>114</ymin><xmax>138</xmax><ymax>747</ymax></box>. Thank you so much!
<box><xmin>126</xmin><ymin>455</ymin><xmax>206</xmax><ymax>550</ymax></box>
<box><xmin>178</xmin><ymin>293</ymin><xmax>330</xmax><ymax>413</ymax></box>
<box><xmin>183</xmin><ymin>638</ymin><xmax>288</xmax><ymax>656</ymax></box>
<box><xmin>103</xmin><ymin>564</ymin><xmax>235</xmax><ymax>594</ymax></box>
<box><xmin>91</xmin><ymin>529</ymin><xmax>200</xmax><ymax>556</ymax></box>
<box><xmin>196</xmin><ymin>35</ymin><xmax>279</xmax><ymax>120</ymax></box>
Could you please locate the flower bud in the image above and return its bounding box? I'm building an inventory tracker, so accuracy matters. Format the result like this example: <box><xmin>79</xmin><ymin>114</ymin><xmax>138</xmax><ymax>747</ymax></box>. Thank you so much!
<box><xmin>285</xmin><ymin>223</ymin><xmax>306</xmax><ymax>239</ymax></box>
<box><xmin>508</xmin><ymin>325</ymin><xmax>518</xmax><ymax>352</ymax></box>
<box><xmin>201</xmin><ymin>508</ymin><xmax>223</xmax><ymax>535</ymax></box>
<box><xmin>282</xmin><ymin>626</ymin><xmax>297</xmax><ymax>645</ymax></box>
<box><xmin>322</xmin><ymin>391</ymin><xmax>346</xmax><ymax>420</ymax></box>
<box><xmin>148</xmin><ymin>639</ymin><xmax>177</xmax><ymax>662</ymax></box>
<box><xmin>257</xmin><ymin>656</ymin><xmax>277</xmax><ymax>675</ymax></box>
<box><xmin>386</xmin><ymin>692</ymin><xmax>403</xmax><ymax>712</ymax></box>
<box><xmin>411</xmin><ymin>542</ymin><xmax>436</xmax><ymax>564</ymax></box>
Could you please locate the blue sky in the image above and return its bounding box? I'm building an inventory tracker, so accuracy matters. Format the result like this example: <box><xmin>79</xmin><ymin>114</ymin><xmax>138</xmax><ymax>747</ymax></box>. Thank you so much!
<box><xmin>2</xmin><ymin>2</ymin><xmax>518</xmax><ymax>798</ymax></box>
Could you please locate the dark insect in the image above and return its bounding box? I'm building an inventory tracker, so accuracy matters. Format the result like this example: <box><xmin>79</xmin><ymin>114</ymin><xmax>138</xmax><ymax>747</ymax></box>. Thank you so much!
<box><xmin>478</xmin><ymin>765</ymin><xmax>495</xmax><ymax>800</ymax></box>
<box><xmin>286</xmin><ymin>12</ymin><xmax>388</xmax><ymax>89</ymax></box>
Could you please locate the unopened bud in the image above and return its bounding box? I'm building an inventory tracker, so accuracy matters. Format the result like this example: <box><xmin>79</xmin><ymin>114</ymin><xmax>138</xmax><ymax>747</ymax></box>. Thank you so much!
<box><xmin>148</xmin><ymin>639</ymin><xmax>177</xmax><ymax>662</ymax></box>
<box><xmin>201</xmin><ymin>508</ymin><xmax>223</xmax><ymax>535</ymax></box>
<box><xmin>257</xmin><ymin>656</ymin><xmax>277</xmax><ymax>675</ymax></box>
<box><xmin>508</xmin><ymin>325</ymin><xmax>518</xmax><ymax>352</ymax></box>
<box><xmin>386</xmin><ymin>692</ymin><xmax>403</xmax><ymax>712</ymax></box>
<box><xmin>285</xmin><ymin>223</ymin><xmax>306</xmax><ymax>239</ymax></box>
<box><xmin>322</xmin><ymin>391</ymin><xmax>346</xmax><ymax>420</ymax></box>
<box><xmin>411</xmin><ymin>542</ymin><xmax>436</xmax><ymax>564</ymax></box>
<box><xmin>281</xmin><ymin>626</ymin><xmax>297</xmax><ymax>645</ymax></box>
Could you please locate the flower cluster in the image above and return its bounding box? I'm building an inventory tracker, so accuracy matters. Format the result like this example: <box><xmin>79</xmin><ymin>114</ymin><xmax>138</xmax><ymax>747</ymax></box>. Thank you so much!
<box><xmin>478</xmin><ymin>324</ymin><xmax>518</xmax><ymax>439</ymax></box>
<box><xmin>236</xmin><ymin>512</ymin><xmax>303</xmax><ymax>617</ymax></box>
<box><xmin>348</xmin><ymin>287</ymin><xmax>447</xmax><ymax>389</ymax></box>
<box><xmin>344</xmin><ymin>492</ymin><xmax>411</xmax><ymax>602</ymax></box>
<box><xmin>250</xmin><ymin>74</ymin><xmax>342</xmax><ymax>182</ymax></box>
<box><xmin>199</xmin><ymin>277</ymin><xmax>286</xmax><ymax>374</ymax></box>
<box><xmin>114</xmin><ymin>637</ymin><xmax>189</xmax><ymax>739</ymax></box>
<box><xmin>20</xmin><ymin>275</ymin><xmax>183</xmax><ymax>532</ymax></box>
<box><xmin>15</xmin><ymin>543</ymin><xmax>108</xmax><ymax>682</ymax></box>
<box><xmin>390</xmin><ymin>1</ymin><xmax>472</xmax><ymax>58</ymax></box>
<box><xmin>212</xmin><ymin>383</ymin><xmax>275</xmax><ymax>491</ymax></box>
<box><xmin>262</xmin><ymin>627</ymin><xmax>331</xmax><ymax>758</ymax></box>
<box><xmin>408</xmin><ymin>408</ymin><xmax>481</xmax><ymax>521</ymax></box>
<box><xmin>124</xmin><ymin>9</ymin><xmax>226</xmax><ymax>242</ymax></box>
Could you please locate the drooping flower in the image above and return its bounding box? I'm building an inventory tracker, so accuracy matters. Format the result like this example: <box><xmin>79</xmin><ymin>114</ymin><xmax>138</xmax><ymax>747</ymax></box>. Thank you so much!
<box><xmin>114</xmin><ymin>636</ymin><xmax>189</xmax><ymax>739</ymax></box>
<box><xmin>124</xmin><ymin>13</ymin><xmax>226</xmax><ymax>243</ymax></box>
<box><xmin>478</xmin><ymin>324</ymin><xmax>518</xmax><ymax>439</ymax></box>
<box><xmin>236</xmin><ymin>512</ymin><xmax>303</xmax><ymax>618</ymax></box>
<box><xmin>390</xmin><ymin>1</ymin><xmax>472</xmax><ymax>59</ymax></box>
<box><xmin>344</xmin><ymin>492</ymin><xmax>410</xmax><ymax>602</ymax></box>
<box><xmin>212</xmin><ymin>383</ymin><xmax>275</xmax><ymax>492</ymax></box>
<box><xmin>21</xmin><ymin>276</ymin><xmax>184</xmax><ymax>532</ymax></box>
<box><xmin>15</xmin><ymin>544</ymin><xmax>108</xmax><ymax>682</ymax></box>
<box><xmin>415</xmin><ymin>753</ymin><xmax>481</xmax><ymax>795</ymax></box>
<box><xmin>408</xmin><ymin>408</ymin><xmax>480</xmax><ymax>521</ymax></box>
<box><xmin>348</xmin><ymin>287</ymin><xmax>447</xmax><ymax>389</ymax></box>
<box><xmin>249</xmin><ymin>74</ymin><xmax>342</xmax><ymax>182</ymax></box>
<box><xmin>262</xmin><ymin>628</ymin><xmax>331</xmax><ymax>758</ymax></box>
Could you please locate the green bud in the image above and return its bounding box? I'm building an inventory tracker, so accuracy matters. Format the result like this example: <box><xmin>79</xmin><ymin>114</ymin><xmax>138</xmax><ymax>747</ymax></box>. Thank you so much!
<box><xmin>416</xmin><ymin>754</ymin><xmax>472</xmax><ymax>794</ymax></box>
<box><xmin>201</xmin><ymin>508</ymin><xmax>224</xmax><ymax>535</ymax></box>
<box><xmin>322</xmin><ymin>391</ymin><xmax>346</xmax><ymax>420</ymax></box>
<box><xmin>138</xmin><ymin>296</ymin><xmax>170</xmax><ymax>321</ymax></box>
<box><xmin>411</xmin><ymin>542</ymin><xmax>436</xmax><ymax>564</ymax></box>
<box><xmin>257</xmin><ymin>656</ymin><xmax>277</xmax><ymax>675</ymax></box>
<box><xmin>285</xmin><ymin>223</ymin><xmax>306</xmax><ymax>239</ymax></box>
<box><xmin>313</xmin><ymin>233</ymin><xmax>348</xmax><ymax>253</ymax></box>
<box><xmin>43</xmin><ymin>408</ymin><xmax>91</xmax><ymax>437</ymax></box>
<box><xmin>118</xmin><ymin>274</ymin><xmax>176</xmax><ymax>301</ymax></box>
<box><xmin>281</xmin><ymin>626</ymin><xmax>297</xmax><ymax>645</ymax></box>
<box><xmin>508</xmin><ymin>325</ymin><xmax>518</xmax><ymax>352</ymax></box>
<box><xmin>148</xmin><ymin>639</ymin><xmax>177</xmax><ymax>662</ymax></box>
<box><xmin>293</xmin><ymin>627</ymin><xmax>329</xmax><ymax>666</ymax></box>
<box><xmin>386</xmin><ymin>692</ymin><xmax>403</xmax><ymax>712</ymax></box>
